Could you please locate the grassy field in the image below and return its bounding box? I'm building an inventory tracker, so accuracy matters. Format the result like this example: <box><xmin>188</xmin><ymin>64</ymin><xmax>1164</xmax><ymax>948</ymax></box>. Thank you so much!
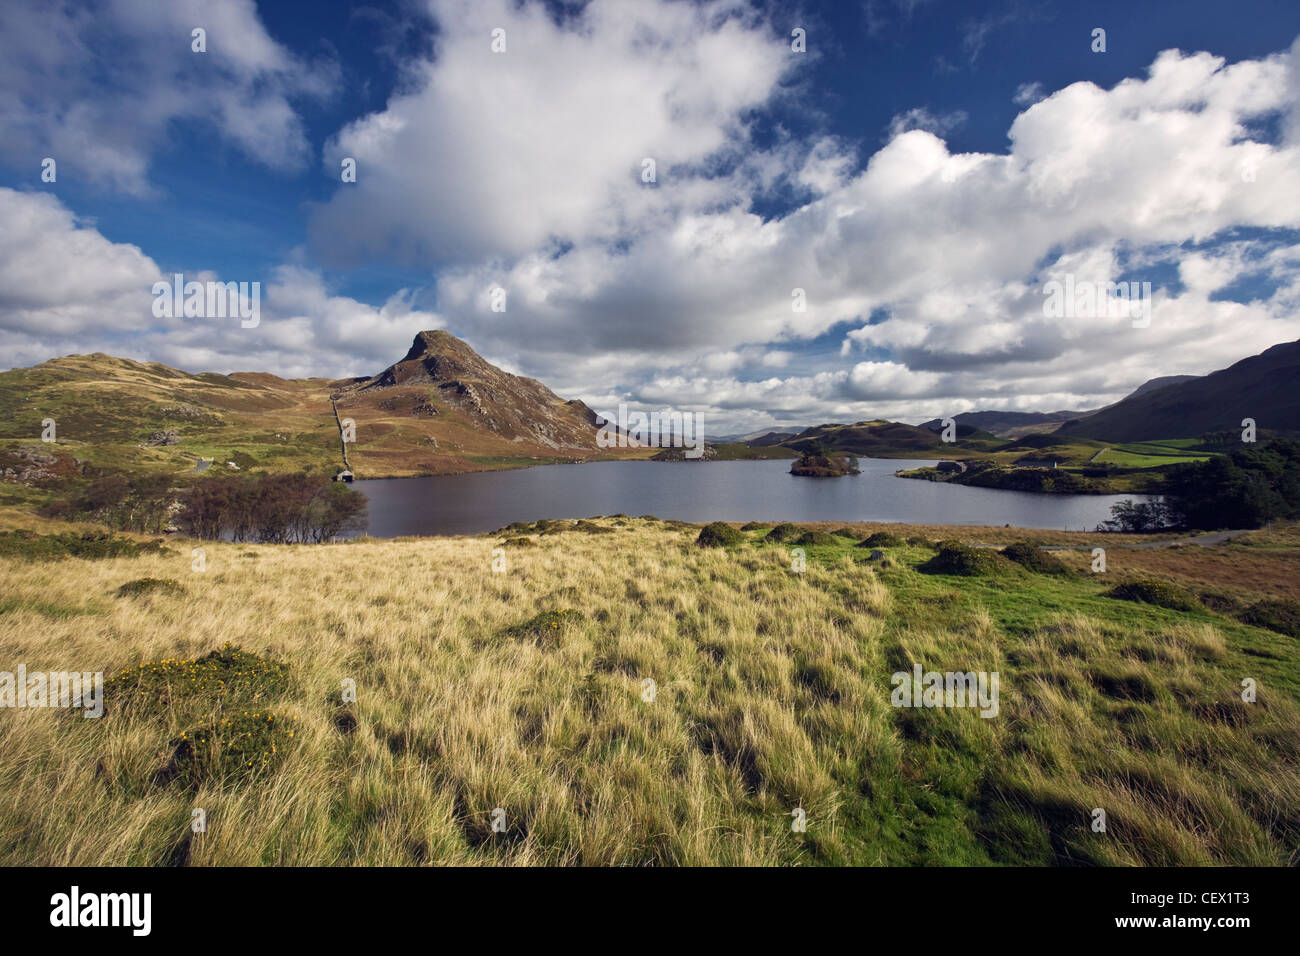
<box><xmin>1093</xmin><ymin>442</ymin><xmax>1214</xmax><ymax>468</ymax></box>
<box><xmin>0</xmin><ymin>517</ymin><xmax>1296</xmax><ymax>866</ymax></box>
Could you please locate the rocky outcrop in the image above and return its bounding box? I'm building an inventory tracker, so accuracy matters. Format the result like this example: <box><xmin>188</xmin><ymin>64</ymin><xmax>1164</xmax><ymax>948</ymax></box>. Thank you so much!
<box><xmin>345</xmin><ymin>330</ymin><xmax>602</xmax><ymax>451</ymax></box>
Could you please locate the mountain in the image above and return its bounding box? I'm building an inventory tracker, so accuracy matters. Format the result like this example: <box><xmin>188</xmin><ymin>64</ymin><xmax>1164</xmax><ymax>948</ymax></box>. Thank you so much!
<box><xmin>1116</xmin><ymin>374</ymin><xmax>1199</xmax><ymax>402</ymax></box>
<box><xmin>0</xmin><ymin>331</ymin><xmax>631</xmax><ymax>480</ymax></box>
<box><xmin>341</xmin><ymin>330</ymin><xmax>604</xmax><ymax>461</ymax></box>
<box><xmin>1054</xmin><ymin>339</ymin><xmax>1300</xmax><ymax>442</ymax></box>
<box><xmin>917</xmin><ymin>409</ymin><xmax>1090</xmax><ymax>439</ymax></box>
<box><xmin>913</xmin><ymin>374</ymin><xmax>1202</xmax><ymax>439</ymax></box>
<box><xmin>784</xmin><ymin>419</ymin><xmax>949</xmax><ymax>455</ymax></box>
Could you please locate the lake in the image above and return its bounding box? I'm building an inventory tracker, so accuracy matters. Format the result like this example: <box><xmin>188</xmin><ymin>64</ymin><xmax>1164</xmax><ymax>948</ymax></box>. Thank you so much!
<box><xmin>352</xmin><ymin>458</ymin><xmax>1146</xmax><ymax>537</ymax></box>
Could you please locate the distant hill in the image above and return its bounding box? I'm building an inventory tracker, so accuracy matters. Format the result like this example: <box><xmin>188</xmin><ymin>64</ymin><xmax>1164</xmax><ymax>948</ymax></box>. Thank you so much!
<box><xmin>918</xmin><ymin>409</ymin><xmax>1090</xmax><ymax>438</ymax></box>
<box><xmin>785</xmin><ymin>419</ymin><xmax>948</xmax><ymax>455</ymax></box>
<box><xmin>0</xmin><ymin>331</ymin><xmax>633</xmax><ymax>480</ymax></box>
<box><xmin>1054</xmin><ymin>339</ymin><xmax>1300</xmax><ymax>442</ymax></box>
<box><xmin>914</xmin><ymin>375</ymin><xmax>1201</xmax><ymax>439</ymax></box>
<box><xmin>1117</xmin><ymin>375</ymin><xmax>1199</xmax><ymax>402</ymax></box>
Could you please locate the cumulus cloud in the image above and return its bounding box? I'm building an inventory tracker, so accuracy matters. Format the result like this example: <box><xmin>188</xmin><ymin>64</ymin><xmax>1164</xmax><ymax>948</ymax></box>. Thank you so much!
<box><xmin>0</xmin><ymin>189</ymin><xmax>436</xmax><ymax>378</ymax></box>
<box><xmin>4</xmin><ymin>1</ymin><xmax>1300</xmax><ymax>435</ymax></box>
<box><xmin>0</xmin><ymin>0</ymin><xmax>336</xmax><ymax>195</ymax></box>
<box><xmin>309</xmin><ymin>0</ymin><xmax>795</xmax><ymax>266</ymax></box>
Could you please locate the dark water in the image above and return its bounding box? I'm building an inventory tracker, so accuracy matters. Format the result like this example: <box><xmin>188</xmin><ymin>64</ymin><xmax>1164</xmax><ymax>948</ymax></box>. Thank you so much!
<box><xmin>352</xmin><ymin>458</ymin><xmax>1146</xmax><ymax>537</ymax></box>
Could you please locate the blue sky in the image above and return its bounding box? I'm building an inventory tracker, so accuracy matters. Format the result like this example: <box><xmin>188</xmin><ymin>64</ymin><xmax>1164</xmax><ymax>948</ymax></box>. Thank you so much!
<box><xmin>2</xmin><ymin>0</ymin><xmax>1299</xmax><ymax>432</ymax></box>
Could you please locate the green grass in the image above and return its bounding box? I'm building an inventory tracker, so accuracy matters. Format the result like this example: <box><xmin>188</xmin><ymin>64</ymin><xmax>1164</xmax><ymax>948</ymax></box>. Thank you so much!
<box><xmin>1095</xmin><ymin>448</ymin><xmax>1211</xmax><ymax>468</ymax></box>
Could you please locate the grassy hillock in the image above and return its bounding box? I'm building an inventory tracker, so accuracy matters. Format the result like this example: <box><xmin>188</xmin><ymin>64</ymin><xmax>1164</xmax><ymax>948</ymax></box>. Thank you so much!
<box><xmin>0</xmin><ymin>516</ymin><xmax>1296</xmax><ymax>866</ymax></box>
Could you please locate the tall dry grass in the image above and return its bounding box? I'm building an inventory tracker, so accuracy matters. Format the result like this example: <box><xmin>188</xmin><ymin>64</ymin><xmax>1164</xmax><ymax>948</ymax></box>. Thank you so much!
<box><xmin>0</xmin><ymin>517</ymin><xmax>1296</xmax><ymax>865</ymax></box>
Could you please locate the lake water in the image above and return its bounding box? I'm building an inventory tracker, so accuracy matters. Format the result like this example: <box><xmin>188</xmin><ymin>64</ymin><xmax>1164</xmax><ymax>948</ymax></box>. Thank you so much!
<box><xmin>352</xmin><ymin>458</ymin><xmax>1146</xmax><ymax>537</ymax></box>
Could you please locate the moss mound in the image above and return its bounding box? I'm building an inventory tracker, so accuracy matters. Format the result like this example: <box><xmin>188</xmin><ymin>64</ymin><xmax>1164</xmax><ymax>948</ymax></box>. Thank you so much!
<box><xmin>1001</xmin><ymin>541</ymin><xmax>1071</xmax><ymax>575</ymax></box>
<box><xmin>115</xmin><ymin>577</ymin><xmax>185</xmax><ymax>599</ymax></box>
<box><xmin>764</xmin><ymin>523</ymin><xmax>803</xmax><ymax>543</ymax></box>
<box><xmin>919</xmin><ymin>540</ymin><xmax>1008</xmax><ymax>576</ymax></box>
<box><xmin>696</xmin><ymin>522</ymin><xmax>745</xmax><ymax>547</ymax></box>
<box><xmin>1239</xmin><ymin>598</ymin><xmax>1300</xmax><ymax>637</ymax></box>
<box><xmin>1104</xmin><ymin>578</ymin><xmax>1200</xmax><ymax>612</ymax></box>
<box><xmin>795</xmin><ymin>530</ymin><xmax>837</xmax><ymax>546</ymax></box>
<box><xmin>862</xmin><ymin>531</ymin><xmax>904</xmax><ymax>547</ymax></box>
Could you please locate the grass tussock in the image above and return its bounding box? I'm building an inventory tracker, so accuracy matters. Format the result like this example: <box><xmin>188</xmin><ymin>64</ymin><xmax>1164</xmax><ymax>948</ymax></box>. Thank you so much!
<box><xmin>115</xmin><ymin>577</ymin><xmax>186</xmax><ymax>599</ymax></box>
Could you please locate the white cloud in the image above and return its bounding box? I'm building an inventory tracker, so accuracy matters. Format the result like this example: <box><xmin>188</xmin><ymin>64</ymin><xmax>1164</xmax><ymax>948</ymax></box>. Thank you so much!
<box><xmin>0</xmin><ymin>0</ymin><xmax>336</xmax><ymax>195</ymax></box>
<box><xmin>310</xmin><ymin>0</ymin><xmax>795</xmax><ymax>266</ymax></box>
<box><xmin>4</xmin><ymin>5</ymin><xmax>1300</xmax><ymax>435</ymax></box>
<box><xmin>0</xmin><ymin>189</ymin><xmax>437</xmax><ymax>379</ymax></box>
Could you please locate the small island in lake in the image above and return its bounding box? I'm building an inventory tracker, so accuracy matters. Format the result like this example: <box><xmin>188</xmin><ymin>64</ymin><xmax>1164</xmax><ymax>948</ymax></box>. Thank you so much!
<box><xmin>790</xmin><ymin>444</ymin><xmax>861</xmax><ymax>477</ymax></box>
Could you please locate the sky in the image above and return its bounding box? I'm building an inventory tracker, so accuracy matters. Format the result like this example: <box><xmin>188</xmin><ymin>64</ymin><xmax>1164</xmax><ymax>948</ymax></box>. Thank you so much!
<box><xmin>1</xmin><ymin>0</ymin><xmax>1299</xmax><ymax>434</ymax></box>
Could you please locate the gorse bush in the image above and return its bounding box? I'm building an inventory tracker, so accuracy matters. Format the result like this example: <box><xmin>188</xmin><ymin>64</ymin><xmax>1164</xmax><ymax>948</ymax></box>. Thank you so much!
<box><xmin>919</xmin><ymin>541</ymin><xmax>1008</xmax><ymax>576</ymax></box>
<box><xmin>1239</xmin><ymin>598</ymin><xmax>1300</xmax><ymax>638</ymax></box>
<box><xmin>795</xmin><ymin>530</ymin><xmax>837</xmax><ymax>546</ymax></box>
<box><xmin>862</xmin><ymin>531</ymin><xmax>904</xmax><ymax>547</ymax></box>
<box><xmin>1104</xmin><ymin>578</ymin><xmax>1200</xmax><ymax>612</ymax></box>
<box><xmin>156</xmin><ymin>710</ymin><xmax>299</xmax><ymax>790</ymax></box>
<box><xmin>696</xmin><ymin>522</ymin><xmax>744</xmax><ymax>547</ymax></box>
<box><xmin>764</xmin><ymin>523</ymin><xmax>803</xmax><ymax>543</ymax></box>
<box><xmin>1001</xmin><ymin>541</ymin><xmax>1071</xmax><ymax>575</ymax></box>
<box><xmin>502</xmin><ymin>609</ymin><xmax>586</xmax><ymax>646</ymax></box>
<box><xmin>115</xmin><ymin>577</ymin><xmax>185</xmax><ymax>599</ymax></box>
<box><xmin>103</xmin><ymin>644</ymin><xmax>291</xmax><ymax>718</ymax></box>
<box><xmin>0</xmin><ymin>529</ymin><xmax>150</xmax><ymax>561</ymax></box>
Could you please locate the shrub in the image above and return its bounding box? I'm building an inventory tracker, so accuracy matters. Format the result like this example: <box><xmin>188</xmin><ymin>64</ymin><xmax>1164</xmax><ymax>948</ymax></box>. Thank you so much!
<box><xmin>1104</xmin><ymin>578</ymin><xmax>1200</xmax><ymax>612</ymax></box>
<box><xmin>1239</xmin><ymin>598</ymin><xmax>1300</xmax><ymax>638</ymax></box>
<box><xmin>764</xmin><ymin>523</ymin><xmax>803</xmax><ymax>543</ymax></box>
<box><xmin>1001</xmin><ymin>541</ymin><xmax>1070</xmax><ymax>575</ymax></box>
<box><xmin>697</xmin><ymin>522</ymin><xmax>744</xmax><ymax>547</ymax></box>
<box><xmin>795</xmin><ymin>530</ymin><xmax>837</xmax><ymax>546</ymax></box>
<box><xmin>830</xmin><ymin>526</ymin><xmax>864</xmax><ymax>540</ymax></box>
<box><xmin>862</xmin><ymin>531</ymin><xmax>904</xmax><ymax>547</ymax></box>
<box><xmin>115</xmin><ymin>577</ymin><xmax>185</xmax><ymax>599</ymax></box>
<box><xmin>0</xmin><ymin>530</ymin><xmax>143</xmax><ymax>561</ymax></box>
<box><xmin>503</xmin><ymin>609</ymin><xmax>586</xmax><ymax>646</ymax></box>
<box><xmin>156</xmin><ymin>710</ymin><xmax>298</xmax><ymax>789</ymax></box>
<box><xmin>103</xmin><ymin>644</ymin><xmax>290</xmax><ymax>717</ymax></box>
<box><xmin>919</xmin><ymin>541</ymin><xmax>1008</xmax><ymax>576</ymax></box>
<box><xmin>500</xmin><ymin>536</ymin><xmax>538</xmax><ymax>548</ymax></box>
<box><xmin>740</xmin><ymin>522</ymin><xmax>769</xmax><ymax>532</ymax></box>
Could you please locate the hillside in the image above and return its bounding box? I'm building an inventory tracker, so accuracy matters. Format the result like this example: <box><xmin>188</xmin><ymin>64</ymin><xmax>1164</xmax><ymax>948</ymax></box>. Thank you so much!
<box><xmin>1055</xmin><ymin>339</ymin><xmax>1300</xmax><ymax>442</ymax></box>
<box><xmin>918</xmin><ymin>409</ymin><xmax>1090</xmax><ymax>439</ymax></box>
<box><xmin>0</xmin><ymin>332</ymin><xmax>645</xmax><ymax>483</ymax></box>
<box><xmin>785</xmin><ymin>420</ymin><xmax>954</xmax><ymax>456</ymax></box>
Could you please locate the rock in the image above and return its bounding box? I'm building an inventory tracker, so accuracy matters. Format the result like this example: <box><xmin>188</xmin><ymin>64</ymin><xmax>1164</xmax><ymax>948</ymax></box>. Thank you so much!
<box><xmin>146</xmin><ymin>430</ymin><xmax>180</xmax><ymax>446</ymax></box>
